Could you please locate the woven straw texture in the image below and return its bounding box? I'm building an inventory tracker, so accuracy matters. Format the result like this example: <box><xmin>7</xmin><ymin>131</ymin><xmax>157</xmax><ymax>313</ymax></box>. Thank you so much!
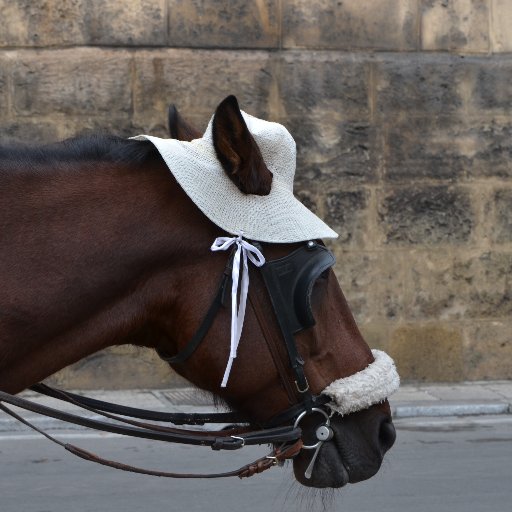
<box><xmin>133</xmin><ymin>112</ymin><xmax>338</xmax><ymax>243</ymax></box>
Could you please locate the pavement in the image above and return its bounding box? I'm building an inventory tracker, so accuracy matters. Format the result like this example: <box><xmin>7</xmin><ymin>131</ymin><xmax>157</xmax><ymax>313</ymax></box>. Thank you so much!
<box><xmin>1</xmin><ymin>380</ymin><xmax>511</xmax><ymax>432</ymax></box>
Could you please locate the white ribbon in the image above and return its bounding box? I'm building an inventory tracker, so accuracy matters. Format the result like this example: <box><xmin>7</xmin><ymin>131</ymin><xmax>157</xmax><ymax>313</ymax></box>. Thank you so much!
<box><xmin>211</xmin><ymin>234</ymin><xmax>266</xmax><ymax>387</ymax></box>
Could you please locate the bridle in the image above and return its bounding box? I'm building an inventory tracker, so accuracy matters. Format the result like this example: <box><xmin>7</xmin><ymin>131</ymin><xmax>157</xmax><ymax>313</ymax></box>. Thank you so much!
<box><xmin>0</xmin><ymin>239</ymin><xmax>346</xmax><ymax>479</ymax></box>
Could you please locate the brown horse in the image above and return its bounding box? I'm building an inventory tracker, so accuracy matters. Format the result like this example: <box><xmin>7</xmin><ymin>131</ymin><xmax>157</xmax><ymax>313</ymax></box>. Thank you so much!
<box><xmin>0</xmin><ymin>97</ymin><xmax>396</xmax><ymax>488</ymax></box>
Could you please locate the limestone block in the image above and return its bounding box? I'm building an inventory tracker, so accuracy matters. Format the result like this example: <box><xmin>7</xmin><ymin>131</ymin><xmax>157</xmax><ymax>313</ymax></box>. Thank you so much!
<box><xmin>13</xmin><ymin>49</ymin><xmax>132</xmax><ymax>116</ymax></box>
<box><xmin>378</xmin><ymin>54</ymin><xmax>512</xmax><ymax>118</ymax></box>
<box><xmin>389</xmin><ymin>324</ymin><xmax>464</xmax><ymax>382</ymax></box>
<box><xmin>375</xmin><ymin>54</ymin><xmax>469</xmax><ymax>116</ymax></box>
<box><xmin>81</xmin><ymin>0</ymin><xmax>166</xmax><ymax>46</ymax></box>
<box><xmin>384</xmin><ymin>116</ymin><xmax>512</xmax><ymax>181</ymax></box>
<box><xmin>0</xmin><ymin>0</ymin><xmax>166</xmax><ymax>47</ymax></box>
<box><xmin>0</xmin><ymin>0</ymin><xmax>83</xmax><ymax>46</ymax></box>
<box><xmin>323</xmin><ymin>189</ymin><xmax>370</xmax><ymax>248</ymax></box>
<box><xmin>464</xmin><ymin>321</ymin><xmax>512</xmax><ymax>380</ymax></box>
<box><xmin>286</xmin><ymin>116</ymin><xmax>380</xmax><ymax>185</ymax></box>
<box><xmin>467</xmin><ymin>119</ymin><xmax>512</xmax><ymax>178</ymax></box>
<box><xmin>133</xmin><ymin>50</ymin><xmax>273</xmax><ymax>129</ymax></box>
<box><xmin>330</xmin><ymin>250</ymin><xmax>406</xmax><ymax>324</ymax></box>
<box><xmin>469</xmin><ymin>56</ymin><xmax>512</xmax><ymax>114</ymax></box>
<box><xmin>0</xmin><ymin>115</ymin><xmax>139</xmax><ymax>144</ymax></box>
<box><xmin>168</xmin><ymin>0</ymin><xmax>279</xmax><ymax>48</ymax></box>
<box><xmin>278</xmin><ymin>52</ymin><xmax>370</xmax><ymax>120</ymax></box>
<box><xmin>384</xmin><ymin>116</ymin><xmax>468</xmax><ymax>181</ymax></box>
<box><xmin>421</xmin><ymin>0</ymin><xmax>489</xmax><ymax>52</ymax></box>
<box><xmin>0</xmin><ymin>120</ymin><xmax>61</xmax><ymax>144</ymax></box>
<box><xmin>0</xmin><ymin>58</ymin><xmax>7</xmax><ymax>118</ymax></box>
<box><xmin>491</xmin><ymin>0</ymin><xmax>512</xmax><ymax>52</ymax></box>
<box><xmin>492</xmin><ymin>189</ymin><xmax>512</xmax><ymax>243</ymax></box>
<box><xmin>404</xmin><ymin>250</ymin><xmax>512</xmax><ymax>320</ymax></box>
<box><xmin>282</xmin><ymin>0</ymin><xmax>418</xmax><ymax>50</ymax></box>
<box><xmin>378</xmin><ymin>186</ymin><xmax>474</xmax><ymax>245</ymax></box>
<box><xmin>359</xmin><ymin>322</ymin><xmax>394</xmax><ymax>352</ymax></box>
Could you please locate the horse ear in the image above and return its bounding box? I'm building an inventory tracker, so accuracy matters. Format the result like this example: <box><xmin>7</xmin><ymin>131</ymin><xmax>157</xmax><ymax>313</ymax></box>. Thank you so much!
<box><xmin>168</xmin><ymin>105</ymin><xmax>202</xmax><ymax>141</ymax></box>
<box><xmin>212</xmin><ymin>95</ymin><xmax>272</xmax><ymax>196</ymax></box>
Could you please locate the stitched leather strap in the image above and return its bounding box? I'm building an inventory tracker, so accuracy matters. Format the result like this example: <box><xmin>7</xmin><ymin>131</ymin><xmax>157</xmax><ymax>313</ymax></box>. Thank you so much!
<box><xmin>0</xmin><ymin>400</ymin><xmax>302</xmax><ymax>479</ymax></box>
<box><xmin>0</xmin><ymin>391</ymin><xmax>301</xmax><ymax>449</ymax></box>
<box><xmin>30</xmin><ymin>383</ymin><xmax>246</xmax><ymax>425</ymax></box>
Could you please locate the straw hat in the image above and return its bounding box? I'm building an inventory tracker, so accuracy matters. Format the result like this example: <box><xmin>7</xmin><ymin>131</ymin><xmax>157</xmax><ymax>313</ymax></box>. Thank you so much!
<box><xmin>133</xmin><ymin>103</ymin><xmax>338</xmax><ymax>243</ymax></box>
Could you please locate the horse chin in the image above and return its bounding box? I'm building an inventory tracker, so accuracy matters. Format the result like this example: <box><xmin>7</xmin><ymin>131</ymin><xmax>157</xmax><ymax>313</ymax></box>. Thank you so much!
<box><xmin>292</xmin><ymin>440</ymin><xmax>350</xmax><ymax>488</ymax></box>
<box><xmin>291</xmin><ymin>406</ymin><xmax>395</xmax><ymax>488</ymax></box>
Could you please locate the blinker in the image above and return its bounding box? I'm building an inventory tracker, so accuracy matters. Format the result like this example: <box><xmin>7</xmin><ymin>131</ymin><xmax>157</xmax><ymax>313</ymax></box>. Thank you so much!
<box><xmin>260</xmin><ymin>243</ymin><xmax>335</xmax><ymax>334</ymax></box>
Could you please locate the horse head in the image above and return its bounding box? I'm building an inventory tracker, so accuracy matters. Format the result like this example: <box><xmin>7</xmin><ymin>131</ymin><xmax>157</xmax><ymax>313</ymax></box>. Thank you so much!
<box><xmin>153</xmin><ymin>96</ymin><xmax>398</xmax><ymax>488</ymax></box>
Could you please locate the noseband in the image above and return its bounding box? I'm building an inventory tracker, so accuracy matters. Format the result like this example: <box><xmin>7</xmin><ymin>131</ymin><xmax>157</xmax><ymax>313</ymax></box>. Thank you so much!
<box><xmin>0</xmin><ymin>238</ymin><xmax>398</xmax><ymax>480</ymax></box>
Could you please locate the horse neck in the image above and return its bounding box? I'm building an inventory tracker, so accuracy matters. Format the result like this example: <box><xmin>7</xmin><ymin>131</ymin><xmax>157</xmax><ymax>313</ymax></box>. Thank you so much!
<box><xmin>0</xmin><ymin>157</ymin><xmax>196</xmax><ymax>393</ymax></box>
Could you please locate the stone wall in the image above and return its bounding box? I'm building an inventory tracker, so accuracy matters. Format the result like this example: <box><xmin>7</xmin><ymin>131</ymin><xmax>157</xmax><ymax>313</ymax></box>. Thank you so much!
<box><xmin>1</xmin><ymin>1</ymin><xmax>511</xmax><ymax>387</ymax></box>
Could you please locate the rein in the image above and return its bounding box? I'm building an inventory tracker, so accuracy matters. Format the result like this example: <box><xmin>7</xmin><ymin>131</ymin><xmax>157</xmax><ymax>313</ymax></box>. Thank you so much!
<box><xmin>0</xmin><ymin>386</ymin><xmax>303</xmax><ymax>478</ymax></box>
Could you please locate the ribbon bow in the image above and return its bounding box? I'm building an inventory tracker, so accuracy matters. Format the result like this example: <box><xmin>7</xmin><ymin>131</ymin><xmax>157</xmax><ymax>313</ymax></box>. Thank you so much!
<box><xmin>211</xmin><ymin>234</ymin><xmax>266</xmax><ymax>387</ymax></box>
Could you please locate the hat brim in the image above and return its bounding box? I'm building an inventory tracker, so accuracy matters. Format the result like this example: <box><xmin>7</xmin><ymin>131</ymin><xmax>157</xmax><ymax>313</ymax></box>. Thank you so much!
<box><xmin>133</xmin><ymin>134</ymin><xmax>338</xmax><ymax>244</ymax></box>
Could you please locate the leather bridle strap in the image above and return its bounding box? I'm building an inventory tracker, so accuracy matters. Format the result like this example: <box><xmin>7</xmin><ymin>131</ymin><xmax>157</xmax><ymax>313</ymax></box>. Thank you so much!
<box><xmin>0</xmin><ymin>399</ymin><xmax>302</xmax><ymax>479</ymax></box>
<box><xmin>156</xmin><ymin>261</ymin><xmax>232</xmax><ymax>365</ymax></box>
<box><xmin>0</xmin><ymin>391</ymin><xmax>301</xmax><ymax>449</ymax></box>
<box><xmin>30</xmin><ymin>383</ymin><xmax>246</xmax><ymax>426</ymax></box>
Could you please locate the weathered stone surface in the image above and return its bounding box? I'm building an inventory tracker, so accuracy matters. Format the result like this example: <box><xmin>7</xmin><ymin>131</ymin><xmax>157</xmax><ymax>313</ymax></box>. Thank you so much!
<box><xmin>324</xmin><ymin>189</ymin><xmax>370</xmax><ymax>247</ymax></box>
<box><xmin>491</xmin><ymin>0</ymin><xmax>512</xmax><ymax>52</ymax></box>
<box><xmin>133</xmin><ymin>50</ymin><xmax>273</xmax><ymax>129</ymax></box>
<box><xmin>13</xmin><ymin>49</ymin><xmax>132</xmax><ymax>116</ymax></box>
<box><xmin>384</xmin><ymin>116</ymin><xmax>468</xmax><ymax>181</ymax></box>
<box><xmin>421</xmin><ymin>0</ymin><xmax>489</xmax><ymax>52</ymax></box>
<box><xmin>468</xmin><ymin>119</ymin><xmax>512</xmax><ymax>178</ymax></box>
<box><xmin>404</xmin><ymin>250</ymin><xmax>512</xmax><ymax>320</ymax></box>
<box><xmin>492</xmin><ymin>189</ymin><xmax>512</xmax><ymax>243</ymax></box>
<box><xmin>464</xmin><ymin>321</ymin><xmax>512</xmax><ymax>380</ymax></box>
<box><xmin>0</xmin><ymin>115</ymin><xmax>140</xmax><ymax>144</ymax></box>
<box><xmin>287</xmin><ymin>116</ymin><xmax>380</xmax><ymax>185</ymax></box>
<box><xmin>0</xmin><ymin>1</ymin><xmax>82</xmax><ymax>46</ymax></box>
<box><xmin>389</xmin><ymin>324</ymin><xmax>464</xmax><ymax>382</ymax></box>
<box><xmin>384</xmin><ymin>115</ymin><xmax>512</xmax><ymax>180</ymax></box>
<box><xmin>82</xmin><ymin>0</ymin><xmax>166</xmax><ymax>46</ymax></box>
<box><xmin>168</xmin><ymin>0</ymin><xmax>279</xmax><ymax>48</ymax></box>
<box><xmin>470</xmin><ymin>57</ymin><xmax>512</xmax><ymax>114</ymax></box>
<box><xmin>0</xmin><ymin>0</ymin><xmax>166</xmax><ymax>47</ymax></box>
<box><xmin>0</xmin><ymin>58</ymin><xmax>7</xmax><ymax>119</ymax></box>
<box><xmin>377</xmin><ymin>54</ymin><xmax>512</xmax><ymax>118</ymax></box>
<box><xmin>0</xmin><ymin>120</ymin><xmax>61</xmax><ymax>144</ymax></box>
<box><xmin>277</xmin><ymin>53</ymin><xmax>370</xmax><ymax>120</ymax></box>
<box><xmin>359</xmin><ymin>322</ymin><xmax>393</xmax><ymax>352</ymax></box>
<box><xmin>375</xmin><ymin>54</ymin><xmax>468</xmax><ymax>116</ymax></box>
<box><xmin>378</xmin><ymin>186</ymin><xmax>474</xmax><ymax>245</ymax></box>
<box><xmin>1</xmin><ymin>2</ymin><xmax>511</xmax><ymax>386</ymax></box>
<box><xmin>330</xmin><ymin>250</ymin><xmax>406</xmax><ymax>323</ymax></box>
<box><xmin>46</xmin><ymin>346</ymin><xmax>186</xmax><ymax>390</ymax></box>
<box><xmin>282</xmin><ymin>0</ymin><xmax>418</xmax><ymax>50</ymax></box>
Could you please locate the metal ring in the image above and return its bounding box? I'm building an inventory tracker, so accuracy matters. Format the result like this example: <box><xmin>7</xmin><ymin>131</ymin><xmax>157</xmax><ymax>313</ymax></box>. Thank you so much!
<box><xmin>293</xmin><ymin>407</ymin><xmax>331</xmax><ymax>450</ymax></box>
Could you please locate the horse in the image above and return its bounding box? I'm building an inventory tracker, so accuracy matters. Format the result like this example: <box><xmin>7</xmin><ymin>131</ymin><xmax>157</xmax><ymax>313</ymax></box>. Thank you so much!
<box><xmin>0</xmin><ymin>95</ymin><xmax>397</xmax><ymax>488</ymax></box>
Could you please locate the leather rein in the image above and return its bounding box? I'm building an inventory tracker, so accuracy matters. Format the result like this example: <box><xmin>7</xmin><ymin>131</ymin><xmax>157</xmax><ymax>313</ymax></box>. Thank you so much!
<box><xmin>0</xmin><ymin>240</ymin><xmax>335</xmax><ymax>479</ymax></box>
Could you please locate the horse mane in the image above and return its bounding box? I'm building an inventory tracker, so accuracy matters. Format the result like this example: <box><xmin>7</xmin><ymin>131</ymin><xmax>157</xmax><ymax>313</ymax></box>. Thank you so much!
<box><xmin>0</xmin><ymin>134</ymin><xmax>160</xmax><ymax>166</ymax></box>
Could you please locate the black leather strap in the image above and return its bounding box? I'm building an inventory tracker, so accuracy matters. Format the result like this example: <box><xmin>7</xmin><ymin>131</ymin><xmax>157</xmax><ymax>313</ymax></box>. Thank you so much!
<box><xmin>30</xmin><ymin>383</ymin><xmax>246</xmax><ymax>425</ymax></box>
<box><xmin>156</xmin><ymin>249</ymin><xmax>234</xmax><ymax>365</ymax></box>
<box><xmin>0</xmin><ymin>391</ymin><xmax>301</xmax><ymax>449</ymax></box>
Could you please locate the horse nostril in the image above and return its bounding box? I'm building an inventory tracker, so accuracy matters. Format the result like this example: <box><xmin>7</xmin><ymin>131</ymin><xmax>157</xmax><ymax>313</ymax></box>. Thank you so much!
<box><xmin>378</xmin><ymin>418</ymin><xmax>396</xmax><ymax>453</ymax></box>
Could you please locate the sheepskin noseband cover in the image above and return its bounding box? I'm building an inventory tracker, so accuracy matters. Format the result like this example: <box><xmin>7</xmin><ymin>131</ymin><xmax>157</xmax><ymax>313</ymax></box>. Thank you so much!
<box><xmin>322</xmin><ymin>350</ymin><xmax>400</xmax><ymax>416</ymax></box>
